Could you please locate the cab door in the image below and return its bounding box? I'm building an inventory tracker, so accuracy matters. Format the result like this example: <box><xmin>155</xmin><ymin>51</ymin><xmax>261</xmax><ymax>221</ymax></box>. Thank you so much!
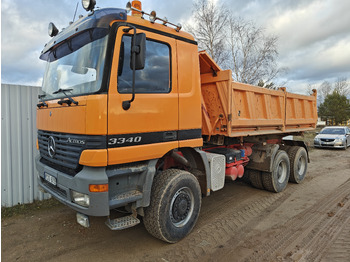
<box><xmin>107</xmin><ymin>26</ymin><xmax>178</xmax><ymax>165</ymax></box>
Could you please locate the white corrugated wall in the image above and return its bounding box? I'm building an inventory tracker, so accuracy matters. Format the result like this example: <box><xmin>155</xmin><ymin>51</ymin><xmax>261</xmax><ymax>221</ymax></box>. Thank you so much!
<box><xmin>1</xmin><ymin>84</ymin><xmax>50</xmax><ymax>207</ymax></box>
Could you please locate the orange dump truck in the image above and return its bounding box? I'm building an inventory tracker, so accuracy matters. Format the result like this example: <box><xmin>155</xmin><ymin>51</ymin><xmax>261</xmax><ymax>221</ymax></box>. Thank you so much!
<box><xmin>36</xmin><ymin>0</ymin><xmax>317</xmax><ymax>243</ymax></box>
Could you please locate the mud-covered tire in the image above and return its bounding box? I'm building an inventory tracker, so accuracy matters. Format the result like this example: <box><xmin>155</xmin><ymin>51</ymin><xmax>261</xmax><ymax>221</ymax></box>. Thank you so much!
<box><xmin>288</xmin><ymin>146</ymin><xmax>308</xmax><ymax>183</ymax></box>
<box><xmin>262</xmin><ymin>150</ymin><xmax>290</xmax><ymax>193</ymax></box>
<box><xmin>249</xmin><ymin>170</ymin><xmax>264</xmax><ymax>189</ymax></box>
<box><xmin>143</xmin><ymin>169</ymin><xmax>201</xmax><ymax>243</ymax></box>
<box><xmin>240</xmin><ymin>169</ymin><xmax>251</xmax><ymax>185</ymax></box>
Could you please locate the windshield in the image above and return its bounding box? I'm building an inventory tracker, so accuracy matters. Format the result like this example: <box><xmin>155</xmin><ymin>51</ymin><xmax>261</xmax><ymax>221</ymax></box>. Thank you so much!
<box><xmin>41</xmin><ymin>34</ymin><xmax>108</xmax><ymax>100</ymax></box>
<box><xmin>320</xmin><ymin>128</ymin><xmax>346</xmax><ymax>135</ymax></box>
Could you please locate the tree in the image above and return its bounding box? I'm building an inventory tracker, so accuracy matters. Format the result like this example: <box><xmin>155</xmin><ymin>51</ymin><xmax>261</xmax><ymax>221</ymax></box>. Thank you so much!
<box><xmin>318</xmin><ymin>91</ymin><xmax>350</xmax><ymax>125</ymax></box>
<box><xmin>258</xmin><ymin>80</ymin><xmax>276</xmax><ymax>90</ymax></box>
<box><xmin>187</xmin><ymin>0</ymin><xmax>285</xmax><ymax>86</ymax></box>
<box><xmin>306</xmin><ymin>84</ymin><xmax>314</xmax><ymax>95</ymax></box>
<box><xmin>226</xmin><ymin>17</ymin><xmax>285</xmax><ymax>85</ymax></box>
<box><xmin>186</xmin><ymin>0</ymin><xmax>230</xmax><ymax>66</ymax></box>
<box><xmin>334</xmin><ymin>77</ymin><xmax>349</xmax><ymax>97</ymax></box>
<box><xmin>318</xmin><ymin>80</ymin><xmax>332</xmax><ymax>103</ymax></box>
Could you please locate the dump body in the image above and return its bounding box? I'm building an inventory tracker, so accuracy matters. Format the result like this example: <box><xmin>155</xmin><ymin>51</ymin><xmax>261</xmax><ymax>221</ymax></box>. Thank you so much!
<box><xmin>199</xmin><ymin>51</ymin><xmax>317</xmax><ymax>138</ymax></box>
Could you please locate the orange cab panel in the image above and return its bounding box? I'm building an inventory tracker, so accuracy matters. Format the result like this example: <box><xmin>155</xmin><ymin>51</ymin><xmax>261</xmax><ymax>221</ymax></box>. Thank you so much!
<box><xmin>37</xmin><ymin>94</ymin><xmax>107</xmax><ymax>135</ymax></box>
<box><xmin>177</xmin><ymin>40</ymin><xmax>203</xmax><ymax>148</ymax></box>
<box><xmin>107</xmin><ymin>25</ymin><xmax>179</xmax><ymax>164</ymax></box>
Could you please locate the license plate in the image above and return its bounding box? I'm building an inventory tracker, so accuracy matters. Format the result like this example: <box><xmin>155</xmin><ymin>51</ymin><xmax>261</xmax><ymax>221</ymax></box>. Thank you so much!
<box><xmin>44</xmin><ymin>173</ymin><xmax>57</xmax><ymax>186</ymax></box>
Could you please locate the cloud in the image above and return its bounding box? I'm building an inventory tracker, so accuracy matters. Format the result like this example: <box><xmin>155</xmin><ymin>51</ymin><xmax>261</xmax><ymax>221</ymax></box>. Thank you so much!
<box><xmin>1</xmin><ymin>0</ymin><xmax>79</xmax><ymax>85</ymax></box>
<box><xmin>267</xmin><ymin>0</ymin><xmax>350</xmax><ymax>53</ymax></box>
<box><xmin>1</xmin><ymin>0</ymin><xmax>350</xmax><ymax>94</ymax></box>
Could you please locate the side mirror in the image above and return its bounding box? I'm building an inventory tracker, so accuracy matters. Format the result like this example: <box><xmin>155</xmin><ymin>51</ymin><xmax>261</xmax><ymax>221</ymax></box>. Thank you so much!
<box><xmin>130</xmin><ymin>33</ymin><xmax>146</xmax><ymax>70</ymax></box>
<box><xmin>316</xmin><ymin>132</ymin><xmax>319</xmax><ymax>135</ymax></box>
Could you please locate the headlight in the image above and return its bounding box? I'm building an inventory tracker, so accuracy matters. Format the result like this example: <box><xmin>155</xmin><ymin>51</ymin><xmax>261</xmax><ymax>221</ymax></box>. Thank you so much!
<box><xmin>314</xmin><ymin>137</ymin><xmax>320</xmax><ymax>142</ymax></box>
<box><xmin>72</xmin><ymin>191</ymin><xmax>90</xmax><ymax>207</ymax></box>
<box><xmin>334</xmin><ymin>138</ymin><xmax>343</xmax><ymax>142</ymax></box>
<box><xmin>82</xmin><ymin>0</ymin><xmax>96</xmax><ymax>11</ymax></box>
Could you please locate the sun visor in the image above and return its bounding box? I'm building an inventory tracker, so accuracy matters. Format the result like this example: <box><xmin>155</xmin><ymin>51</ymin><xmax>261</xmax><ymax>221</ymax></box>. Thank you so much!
<box><xmin>40</xmin><ymin>8</ymin><xmax>127</xmax><ymax>60</ymax></box>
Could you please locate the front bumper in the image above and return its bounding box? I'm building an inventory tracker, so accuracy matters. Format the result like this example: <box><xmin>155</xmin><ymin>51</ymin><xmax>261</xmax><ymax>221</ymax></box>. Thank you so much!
<box><xmin>36</xmin><ymin>156</ymin><xmax>109</xmax><ymax>216</ymax></box>
<box><xmin>314</xmin><ymin>140</ymin><xmax>345</xmax><ymax>149</ymax></box>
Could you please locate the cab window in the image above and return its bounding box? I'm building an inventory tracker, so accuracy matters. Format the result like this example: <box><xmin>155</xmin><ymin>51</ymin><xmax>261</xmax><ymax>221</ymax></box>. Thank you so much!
<box><xmin>117</xmin><ymin>35</ymin><xmax>171</xmax><ymax>93</ymax></box>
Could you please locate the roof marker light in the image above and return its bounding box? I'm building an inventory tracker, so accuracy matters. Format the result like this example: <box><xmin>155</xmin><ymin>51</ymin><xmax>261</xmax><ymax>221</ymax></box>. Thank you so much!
<box><xmin>48</xmin><ymin>22</ymin><xmax>59</xmax><ymax>37</ymax></box>
<box><xmin>176</xmin><ymin>23</ymin><xmax>182</xmax><ymax>32</ymax></box>
<box><xmin>82</xmin><ymin>0</ymin><xmax>96</xmax><ymax>12</ymax></box>
<box><xmin>149</xmin><ymin>11</ymin><xmax>156</xmax><ymax>23</ymax></box>
<box><xmin>125</xmin><ymin>1</ymin><xmax>182</xmax><ymax>32</ymax></box>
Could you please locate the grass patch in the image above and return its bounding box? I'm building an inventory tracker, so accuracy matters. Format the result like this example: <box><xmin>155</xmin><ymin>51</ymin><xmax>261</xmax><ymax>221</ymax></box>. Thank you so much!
<box><xmin>1</xmin><ymin>198</ymin><xmax>62</xmax><ymax>219</ymax></box>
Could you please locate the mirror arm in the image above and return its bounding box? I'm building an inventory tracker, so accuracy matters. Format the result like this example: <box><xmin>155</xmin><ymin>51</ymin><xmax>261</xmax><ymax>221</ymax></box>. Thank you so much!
<box><xmin>123</xmin><ymin>25</ymin><xmax>137</xmax><ymax>111</ymax></box>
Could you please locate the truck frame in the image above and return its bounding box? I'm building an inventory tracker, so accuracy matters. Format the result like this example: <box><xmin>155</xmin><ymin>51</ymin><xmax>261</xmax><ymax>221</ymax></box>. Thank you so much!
<box><xmin>36</xmin><ymin>0</ymin><xmax>317</xmax><ymax>243</ymax></box>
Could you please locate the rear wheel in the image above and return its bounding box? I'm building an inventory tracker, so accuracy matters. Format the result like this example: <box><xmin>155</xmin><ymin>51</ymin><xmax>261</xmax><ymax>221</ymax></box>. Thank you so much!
<box><xmin>143</xmin><ymin>169</ymin><xmax>201</xmax><ymax>243</ymax></box>
<box><xmin>288</xmin><ymin>146</ymin><xmax>307</xmax><ymax>183</ymax></box>
<box><xmin>262</xmin><ymin>150</ymin><xmax>290</xmax><ymax>192</ymax></box>
<box><xmin>240</xmin><ymin>169</ymin><xmax>251</xmax><ymax>185</ymax></box>
<box><xmin>249</xmin><ymin>170</ymin><xmax>264</xmax><ymax>189</ymax></box>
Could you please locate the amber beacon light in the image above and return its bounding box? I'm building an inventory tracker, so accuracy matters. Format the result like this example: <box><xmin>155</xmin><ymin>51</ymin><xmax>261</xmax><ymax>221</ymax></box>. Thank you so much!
<box><xmin>130</xmin><ymin>1</ymin><xmax>142</xmax><ymax>17</ymax></box>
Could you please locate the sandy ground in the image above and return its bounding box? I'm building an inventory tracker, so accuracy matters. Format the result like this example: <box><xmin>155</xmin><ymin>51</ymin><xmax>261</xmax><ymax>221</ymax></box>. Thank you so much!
<box><xmin>2</xmin><ymin>147</ymin><xmax>350</xmax><ymax>262</ymax></box>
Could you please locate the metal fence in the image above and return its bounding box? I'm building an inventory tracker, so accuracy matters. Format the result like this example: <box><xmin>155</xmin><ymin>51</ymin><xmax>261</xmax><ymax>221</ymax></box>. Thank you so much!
<box><xmin>1</xmin><ymin>84</ymin><xmax>50</xmax><ymax>207</ymax></box>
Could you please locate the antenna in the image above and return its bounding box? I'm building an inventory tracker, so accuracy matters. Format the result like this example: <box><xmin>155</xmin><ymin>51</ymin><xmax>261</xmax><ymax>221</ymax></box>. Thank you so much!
<box><xmin>72</xmin><ymin>1</ymin><xmax>79</xmax><ymax>22</ymax></box>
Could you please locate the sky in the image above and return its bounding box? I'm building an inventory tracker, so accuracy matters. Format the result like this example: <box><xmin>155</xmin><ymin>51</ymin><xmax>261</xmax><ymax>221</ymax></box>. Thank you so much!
<box><xmin>1</xmin><ymin>0</ymin><xmax>350</xmax><ymax>94</ymax></box>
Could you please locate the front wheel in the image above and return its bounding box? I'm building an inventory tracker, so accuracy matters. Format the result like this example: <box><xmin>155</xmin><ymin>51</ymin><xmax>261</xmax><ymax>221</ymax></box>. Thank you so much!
<box><xmin>143</xmin><ymin>169</ymin><xmax>201</xmax><ymax>243</ymax></box>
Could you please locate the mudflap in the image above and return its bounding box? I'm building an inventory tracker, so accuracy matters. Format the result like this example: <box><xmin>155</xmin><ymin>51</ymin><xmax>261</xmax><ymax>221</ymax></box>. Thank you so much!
<box><xmin>245</xmin><ymin>144</ymin><xmax>280</xmax><ymax>172</ymax></box>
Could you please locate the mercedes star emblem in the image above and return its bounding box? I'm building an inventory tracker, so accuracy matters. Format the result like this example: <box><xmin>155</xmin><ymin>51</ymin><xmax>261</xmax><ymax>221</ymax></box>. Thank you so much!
<box><xmin>48</xmin><ymin>136</ymin><xmax>56</xmax><ymax>158</ymax></box>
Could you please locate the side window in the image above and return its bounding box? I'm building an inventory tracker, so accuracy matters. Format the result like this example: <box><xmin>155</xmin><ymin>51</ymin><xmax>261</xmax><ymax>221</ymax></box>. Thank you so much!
<box><xmin>117</xmin><ymin>35</ymin><xmax>171</xmax><ymax>93</ymax></box>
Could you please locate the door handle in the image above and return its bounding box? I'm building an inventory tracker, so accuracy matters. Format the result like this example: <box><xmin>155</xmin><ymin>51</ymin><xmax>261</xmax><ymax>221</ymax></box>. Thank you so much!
<box><xmin>163</xmin><ymin>131</ymin><xmax>177</xmax><ymax>141</ymax></box>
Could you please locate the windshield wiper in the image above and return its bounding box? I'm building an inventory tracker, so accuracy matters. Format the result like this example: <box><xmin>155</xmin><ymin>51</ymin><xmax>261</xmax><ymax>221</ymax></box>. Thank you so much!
<box><xmin>53</xmin><ymin>88</ymin><xmax>79</xmax><ymax>106</ymax></box>
<box><xmin>37</xmin><ymin>94</ymin><xmax>48</xmax><ymax>108</ymax></box>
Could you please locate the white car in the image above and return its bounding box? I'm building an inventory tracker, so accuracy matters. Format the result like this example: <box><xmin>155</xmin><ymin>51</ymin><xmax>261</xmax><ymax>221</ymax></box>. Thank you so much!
<box><xmin>314</xmin><ymin>126</ymin><xmax>350</xmax><ymax>149</ymax></box>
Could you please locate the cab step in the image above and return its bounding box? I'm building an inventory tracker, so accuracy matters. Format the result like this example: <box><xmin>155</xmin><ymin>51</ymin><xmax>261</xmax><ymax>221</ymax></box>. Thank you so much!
<box><xmin>105</xmin><ymin>215</ymin><xmax>140</xmax><ymax>230</ymax></box>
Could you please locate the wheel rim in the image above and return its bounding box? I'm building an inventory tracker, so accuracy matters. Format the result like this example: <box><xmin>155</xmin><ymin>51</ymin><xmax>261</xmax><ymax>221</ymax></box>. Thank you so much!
<box><xmin>297</xmin><ymin>155</ymin><xmax>306</xmax><ymax>176</ymax></box>
<box><xmin>170</xmin><ymin>187</ymin><xmax>194</xmax><ymax>228</ymax></box>
<box><xmin>277</xmin><ymin>160</ymin><xmax>288</xmax><ymax>183</ymax></box>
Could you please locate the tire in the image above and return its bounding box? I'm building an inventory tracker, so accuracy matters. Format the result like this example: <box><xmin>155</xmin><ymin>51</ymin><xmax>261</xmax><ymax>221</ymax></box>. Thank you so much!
<box><xmin>249</xmin><ymin>170</ymin><xmax>264</xmax><ymax>189</ymax></box>
<box><xmin>288</xmin><ymin>146</ymin><xmax>307</xmax><ymax>183</ymax></box>
<box><xmin>279</xmin><ymin>145</ymin><xmax>291</xmax><ymax>154</ymax></box>
<box><xmin>262</xmin><ymin>150</ymin><xmax>290</xmax><ymax>193</ymax></box>
<box><xmin>143</xmin><ymin>169</ymin><xmax>201</xmax><ymax>243</ymax></box>
<box><xmin>240</xmin><ymin>169</ymin><xmax>251</xmax><ymax>185</ymax></box>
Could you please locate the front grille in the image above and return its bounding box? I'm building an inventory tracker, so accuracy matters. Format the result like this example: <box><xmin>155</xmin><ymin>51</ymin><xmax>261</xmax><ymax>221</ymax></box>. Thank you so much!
<box><xmin>41</xmin><ymin>178</ymin><xmax>67</xmax><ymax>199</ymax></box>
<box><xmin>40</xmin><ymin>157</ymin><xmax>80</xmax><ymax>176</ymax></box>
<box><xmin>38</xmin><ymin>130</ymin><xmax>106</xmax><ymax>176</ymax></box>
<box><xmin>321</xmin><ymin>138</ymin><xmax>334</xmax><ymax>142</ymax></box>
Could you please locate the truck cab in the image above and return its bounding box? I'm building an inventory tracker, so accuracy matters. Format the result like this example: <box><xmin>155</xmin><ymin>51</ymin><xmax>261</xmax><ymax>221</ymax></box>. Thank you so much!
<box><xmin>37</xmin><ymin>1</ymin><xmax>206</xmax><ymax>242</ymax></box>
